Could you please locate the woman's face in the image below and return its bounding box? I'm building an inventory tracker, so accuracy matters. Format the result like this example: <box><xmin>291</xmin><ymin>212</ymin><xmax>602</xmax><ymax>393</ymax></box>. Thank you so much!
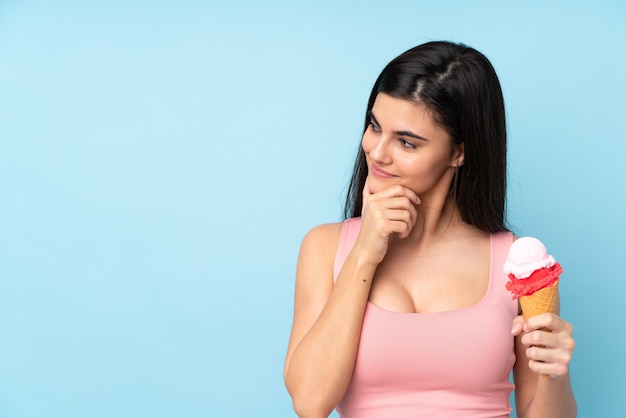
<box><xmin>362</xmin><ymin>93</ymin><xmax>463</xmax><ymax>199</ymax></box>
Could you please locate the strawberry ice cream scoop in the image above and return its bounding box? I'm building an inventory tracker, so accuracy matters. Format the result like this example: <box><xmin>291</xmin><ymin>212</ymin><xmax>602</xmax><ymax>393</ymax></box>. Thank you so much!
<box><xmin>504</xmin><ymin>237</ymin><xmax>562</xmax><ymax>299</ymax></box>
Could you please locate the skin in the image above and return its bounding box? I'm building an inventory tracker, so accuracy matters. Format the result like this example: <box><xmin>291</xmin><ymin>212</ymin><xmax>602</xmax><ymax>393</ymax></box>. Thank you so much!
<box><xmin>284</xmin><ymin>93</ymin><xmax>576</xmax><ymax>418</ymax></box>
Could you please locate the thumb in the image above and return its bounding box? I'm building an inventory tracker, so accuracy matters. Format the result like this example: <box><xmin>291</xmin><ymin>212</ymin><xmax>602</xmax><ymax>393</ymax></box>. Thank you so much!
<box><xmin>511</xmin><ymin>315</ymin><xmax>526</xmax><ymax>336</ymax></box>
<box><xmin>362</xmin><ymin>179</ymin><xmax>372</xmax><ymax>213</ymax></box>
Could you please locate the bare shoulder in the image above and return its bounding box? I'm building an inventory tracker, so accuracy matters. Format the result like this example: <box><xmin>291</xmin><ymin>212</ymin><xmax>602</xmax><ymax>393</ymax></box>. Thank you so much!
<box><xmin>297</xmin><ymin>222</ymin><xmax>344</xmax><ymax>283</ymax></box>
<box><xmin>294</xmin><ymin>222</ymin><xmax>345</xmax><ymax>301</ymax></box>
<box><xmin>302</xmin><ymin>222</ymin><xmax>344</xmax><ymax>242</ymax></box>
<box><xmin>299</xmin><ymin>222</ymin><xmax>344</xmax><ymax>257</ymax></box>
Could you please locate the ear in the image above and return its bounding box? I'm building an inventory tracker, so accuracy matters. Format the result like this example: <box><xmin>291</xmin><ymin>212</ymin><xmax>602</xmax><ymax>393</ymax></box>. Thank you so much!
<box><xmin>451</xmin><ymin>143</ymin><xmax>465</xmax><ymax>167</ymax></box>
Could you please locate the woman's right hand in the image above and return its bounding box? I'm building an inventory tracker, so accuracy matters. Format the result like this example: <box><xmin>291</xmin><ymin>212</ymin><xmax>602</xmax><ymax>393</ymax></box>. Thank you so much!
<box><xmin>355</xmin><ymin>180</ymin><xmax>421</xmax><ymax>265</ymax></box>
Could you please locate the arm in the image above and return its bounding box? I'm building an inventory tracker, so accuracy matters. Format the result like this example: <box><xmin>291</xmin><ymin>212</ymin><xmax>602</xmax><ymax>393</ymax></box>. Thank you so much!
<box><xmin>512</xmin><ymin>297</ymin><xmax>577</xmax><ymax>418</ymax></box>
<box><xmin>284</xmin><ymin>184</ymin><xmax>419</xmax><ymax>418</ymax></box>
<box><xmin>284</xmin><ymin>223</ymin><xmax>377</xmax><ymax>418</ymax></box>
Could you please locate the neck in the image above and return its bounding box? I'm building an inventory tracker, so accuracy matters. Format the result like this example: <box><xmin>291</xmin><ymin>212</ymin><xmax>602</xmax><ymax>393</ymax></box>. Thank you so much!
<box><xmin>392</xmin><ymin>192</ymin><xmax>467</xmax><ymax>248</ymax></box>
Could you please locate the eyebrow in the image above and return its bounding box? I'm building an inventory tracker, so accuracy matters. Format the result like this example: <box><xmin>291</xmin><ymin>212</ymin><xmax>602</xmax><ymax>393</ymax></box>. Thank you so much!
<box><xmin>368</xmin><ymin>110</ymin><xmax>431</xmax><ymax>141</ymax></box>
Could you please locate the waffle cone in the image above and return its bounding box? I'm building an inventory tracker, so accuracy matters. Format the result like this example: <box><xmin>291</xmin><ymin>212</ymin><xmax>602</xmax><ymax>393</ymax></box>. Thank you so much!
<box><xmin>519</xmin><ymin>280</ymin><xmax>559</xmax><ymax>320</ymax></box>
<box><xmin>518</xmin><ymin>280</ymin><xmax>560</xmax><ymax>380</ymax></box>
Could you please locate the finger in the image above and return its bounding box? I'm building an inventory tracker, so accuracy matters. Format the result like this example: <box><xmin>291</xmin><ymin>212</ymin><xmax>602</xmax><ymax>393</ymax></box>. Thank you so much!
<box><xmin>520</xmin><ymin>328</ymin><xmax>553</xmax><ymax>348</ymax></box>
<box><xmin>371</xmin><ymin>196</ymin><xmax>419</xmax><ymax>212</ymax></box>
<box><xmin>511</xmin><ymin>315</ymin><xmax>526</xmax><ymax>336</ymax></box>
<box><xmin>367</xmin><ymin>195</ymin><xmax>418</xmax><ymax>227</ymax></box>
<box><xmin>362</xmin><ymin>179</ymin><xmax>372</xmax><ymax>213</ymax></box>
<box><xmin>526</xmin><ymin>343</ymin><xmax>573</xmax><ymax>364</ymax></box>
<box><xmin>384</xmin><ymin>219</ymin><xmax>415</xmax><ymax>239</ymax></box>
<box><xmin>407</xmin><ymin>200</ymin><xmax>418</xmax><ymax>228</ymax></box>
<box><xmin>528</xmin><ymin>330</ymin><xmax>576</xmax><ymax>354</ymax></box>
<box><xmin>527</xmin><ymin>358</ymin><xmax>570</xmax><ymax>379</ymax></box>
<box><xmin>363</xmin><ymin>178</ymin><xmax>372</xmax><ymax>199</ymax></box>
<box><xmin>402</xmin><ymin>187</ymin><xmax>420</xmax><ymax>205</ymax></box>
<box><xmin>525</xmin><ymin>343</ymin><xmax>561</xmax><ymax>363</ymax></box>
<box><xmin>378</xmin><ymin>209</ymin><xmax>415</xmax><ymax>239</ymax></box>
<box><xmin>391</xmin><ymin>197</ymin><xmax>417</xmax><ymax>232</ymax></box>
<box><xmin>374</xmin><ymin>184</ymin><xmax>420</xmax><ymax>205</ymax></box>
<box><xmin>524</xmin><ymin>313</ymin><xmax>568</xmax><ymax>333</ymax></box>
<box><xmin>524</xmin><ymin>344</ymin><xmax>572</xmax><ymax>379</ymax></box>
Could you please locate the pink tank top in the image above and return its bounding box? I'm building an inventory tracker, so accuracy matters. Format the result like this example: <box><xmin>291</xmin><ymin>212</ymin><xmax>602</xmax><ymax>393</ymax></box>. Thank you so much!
<box><xmin>333</xmin><ymin>218</ymin><xmax>518</xmax><ymax>418</ymax></box>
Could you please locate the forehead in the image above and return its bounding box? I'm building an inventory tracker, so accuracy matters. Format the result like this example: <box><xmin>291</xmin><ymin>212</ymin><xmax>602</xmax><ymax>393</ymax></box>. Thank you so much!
<box><xmin>373</xmin><ymin>92</ymin><xmax>432</xmax><ymax>118</ymax></box>
<box><xmin>372</xmin><ymin>93</ymin><xmax>450</xmax><ymax>141</ymax></box>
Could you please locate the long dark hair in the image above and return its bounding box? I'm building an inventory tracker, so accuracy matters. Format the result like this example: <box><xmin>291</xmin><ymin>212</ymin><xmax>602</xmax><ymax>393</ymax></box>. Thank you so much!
<box><xmin>343</xmin><ymin>41</ymin><xmax>508</xmax><ymax>233</ymax></box>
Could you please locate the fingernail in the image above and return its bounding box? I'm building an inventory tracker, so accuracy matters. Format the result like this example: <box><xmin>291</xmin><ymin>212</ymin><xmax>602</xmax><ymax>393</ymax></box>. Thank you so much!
<box><xmin>511</xmin><ymin>323</ymin><xmax>521</xmax><ymax>334</ymax></box>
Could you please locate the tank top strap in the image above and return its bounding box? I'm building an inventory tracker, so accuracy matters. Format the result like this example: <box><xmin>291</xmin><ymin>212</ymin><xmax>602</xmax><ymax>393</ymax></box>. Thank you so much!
<box><xmin>333</xmin><ymin>217</ymin><xmax>362</xmax><ymax>283</ymax></box>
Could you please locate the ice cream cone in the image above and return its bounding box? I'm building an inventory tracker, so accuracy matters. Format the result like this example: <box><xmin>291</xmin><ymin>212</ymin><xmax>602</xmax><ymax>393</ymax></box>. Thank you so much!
<box><xmin>504</xmin><ymin>237</ymin><xmax>564</xmax><ymax>380</ymax></box>
<box><xmin>519</xmin><ymin>280</ymin><xmax>559</xmax><ymax>321</ymax></box>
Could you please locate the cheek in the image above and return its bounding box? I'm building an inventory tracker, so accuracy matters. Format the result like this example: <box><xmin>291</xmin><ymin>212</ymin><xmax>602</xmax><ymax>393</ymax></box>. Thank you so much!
<box><xmin>398</xmin><ymin>155</ymin><xmax>446</xmax><ymax>181</ymax></box>
<box><xmin>397</xmin><ymin>160</ymin><xmax>423</xmax><ymax>178</ymax></box>
<box><xmin>361</xmin><ymin>132</ymin><xmax>372</xmax><ymax>153</ymax></box>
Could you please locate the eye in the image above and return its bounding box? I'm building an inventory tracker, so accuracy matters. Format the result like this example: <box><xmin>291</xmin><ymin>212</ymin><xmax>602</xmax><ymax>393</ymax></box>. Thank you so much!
<box><xmin>368</xmin><ymin>119</ymin><xmax>381</xmax><ymax>133</ymax></box>
<box><xmin>399</xmin><ymin>138</ymin><xmax>417</xmax><ymax>149</ymax></box>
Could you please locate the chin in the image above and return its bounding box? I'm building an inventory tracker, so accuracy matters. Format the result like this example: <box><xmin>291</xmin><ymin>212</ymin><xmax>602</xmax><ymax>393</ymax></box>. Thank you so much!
<box><xmin>367</xmin><ymin>177</ymin><xmax>405</xmax><ymax>194</ymax></box>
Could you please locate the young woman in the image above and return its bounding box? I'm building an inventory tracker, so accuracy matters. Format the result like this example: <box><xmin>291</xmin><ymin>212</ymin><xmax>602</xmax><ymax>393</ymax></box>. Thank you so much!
<box><xmin>284</xmin><ymin>41</ymin><xmax>576</xmax><ymax>418</ymax></box>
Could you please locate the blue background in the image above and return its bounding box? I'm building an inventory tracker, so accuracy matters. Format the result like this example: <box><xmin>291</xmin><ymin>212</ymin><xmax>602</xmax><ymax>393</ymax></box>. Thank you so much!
<box><xmin>1</xmin><ymin>1</ymin><xmax>624</xmax><ymax>417</ymax></box>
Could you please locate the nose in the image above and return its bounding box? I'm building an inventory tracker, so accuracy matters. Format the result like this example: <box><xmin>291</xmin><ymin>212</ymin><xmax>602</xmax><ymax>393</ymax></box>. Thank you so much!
<box><xmin>368</xmin><ymin>135</ymin><xmax>392</xmax><ymax>164</ymax></box>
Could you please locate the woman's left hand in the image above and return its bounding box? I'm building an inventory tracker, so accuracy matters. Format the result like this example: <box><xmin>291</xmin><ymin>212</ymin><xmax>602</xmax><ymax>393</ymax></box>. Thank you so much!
<box><xmin>511</xmin><ymin>313</ymin><xmax>575</xmax><ymax>379</ymax></box>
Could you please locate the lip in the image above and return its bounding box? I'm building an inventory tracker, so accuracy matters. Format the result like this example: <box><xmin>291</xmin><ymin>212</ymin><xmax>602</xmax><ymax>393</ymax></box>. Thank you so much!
<box><xmin>370</xmin><ymin>164</ymin><xmax>396</xmax><ymax>178</ymax></box>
